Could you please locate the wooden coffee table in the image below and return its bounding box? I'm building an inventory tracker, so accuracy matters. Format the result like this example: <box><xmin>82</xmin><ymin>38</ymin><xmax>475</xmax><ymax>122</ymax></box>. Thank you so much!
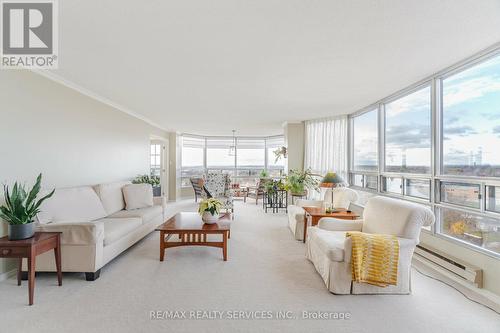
<box><xmin>156</xmin><ymin>212</ymin><xmax>231</xmax><ymax>261</ymax></box>
<box><xmin>302</xmin><ymin>206</ymin><xmax>359</xmax><ymax>243</ymax></box>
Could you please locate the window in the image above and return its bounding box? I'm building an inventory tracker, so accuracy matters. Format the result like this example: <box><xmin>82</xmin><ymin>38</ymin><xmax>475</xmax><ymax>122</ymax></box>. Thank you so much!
<box><xmin>180</xmin><ymin>135</ymin><xmax>285</xmax><ymax>187</ymax></box>
<box><xmin>405</xmin><ymin>179</ymin><xmax>430</xmax><ymax>200</ymax></box>
<box><xmin>442</xmin><ymin>55</ymin><xmax>500</xmax><ymax>177</ymax></box>
<box><xmin>351</xmin><ymin>173</ymin><xmax>377</xmax><ymax>190</ymax></box>
<box><xmin>439</xmin><ymin>207</ymin><xmax>500</xmax><ymax>255</ymax></box>
<box><xmin>150</xmin><ymin>143</ymin><xmax>161</xmax><ymax>177</ymax></box>
<box><xmin>382</xmin><ymin>176</ymin><xmax>402</xmax><ymax>194</ymax></box>
<box><xmin>486</xmin><ymin>186</ymin><xmax>500</xmax><ymax>213</ymax></box>
<box><xmin>385</xmin><ymin>86</ymin><xmax>431</xmax><ymax>174</ymax></box>
<box><xmin>206</xmin><ymin>138</ymin><xmax>235</xmax><ymax>169</ymax></box>
<box><xmin>439</xmin><ymin>181</ymin><xmax>480</xmax><ymax>209</ymax></box>
<box><xmin>181</xmin><ymin>136</ymin><xmax>205</xmax><ymax>187</ymax></box>
<box><xmin>347</xmin><ymin>49</ymin><xmax>500</xmax><ymax>257</ymax></box>
<box><xmin>353</xmin><ymin>109</ymin><xmax>378</xmax><ymax>172</ymax></box>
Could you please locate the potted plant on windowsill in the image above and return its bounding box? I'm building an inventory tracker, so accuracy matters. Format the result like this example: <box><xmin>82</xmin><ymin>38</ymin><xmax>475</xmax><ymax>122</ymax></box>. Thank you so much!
<box><xmin>132</xmin><ymin>174</ymin><xmax>161</xmax><ymax>197</ymax></box>
<box><xmin>0</xmin><ymin>174</ymin><xmax>55</xmax><ymax>240</ymax></box>
<box><xmin>198</xmin><ymin>198</ymin><xmax>223</xmax><ymax>224</ymax></box>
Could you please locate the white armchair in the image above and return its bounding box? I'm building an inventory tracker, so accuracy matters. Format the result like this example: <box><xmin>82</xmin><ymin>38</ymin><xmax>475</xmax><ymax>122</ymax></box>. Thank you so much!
<box><xmin>287</xmin><ymin>188</ymin><xmax>359</xmax><ymax>241</ymax></box>
<box><xmin>306</xmin><ymin>196</ymin><xmax>435</xmax><ymax>294</ymax></box>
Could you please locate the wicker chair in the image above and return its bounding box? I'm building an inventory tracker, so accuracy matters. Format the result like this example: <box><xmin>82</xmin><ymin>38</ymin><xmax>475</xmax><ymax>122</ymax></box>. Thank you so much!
<box><xmin>244</xmin><ymin>178</ymin><xmax>267</xmax><ymax>205</ymax></box>
<box><xmin>190</xmin><ymin>177</ymin><xmax>204</xmax><ymax>202</ymax></box>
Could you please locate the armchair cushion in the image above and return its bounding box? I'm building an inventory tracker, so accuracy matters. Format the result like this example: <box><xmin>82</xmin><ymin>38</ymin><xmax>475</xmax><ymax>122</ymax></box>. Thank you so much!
<box><xmin>307</xmin><ymin>227</ymin><xmax>346</xmax><ymax>262</ymax></box>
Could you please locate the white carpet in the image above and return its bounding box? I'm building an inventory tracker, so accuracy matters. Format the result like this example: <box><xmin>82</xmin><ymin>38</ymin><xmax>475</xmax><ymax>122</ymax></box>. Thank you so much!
<box><xmin>0</xmin><ymin>200</ymin><xmax>498</xmax><ymax>333</ymax></box>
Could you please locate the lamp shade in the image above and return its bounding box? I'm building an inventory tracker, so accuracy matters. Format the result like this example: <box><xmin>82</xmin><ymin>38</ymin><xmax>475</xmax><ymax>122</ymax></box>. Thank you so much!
<box><xmin>320</xmin><ymin>172</ymin><xmax>344</xmax><ymax>187</ymax></box>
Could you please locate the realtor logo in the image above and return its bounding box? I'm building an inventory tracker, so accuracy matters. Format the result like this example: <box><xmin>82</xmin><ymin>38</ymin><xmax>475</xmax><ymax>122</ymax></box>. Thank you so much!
<box><xmin>1</xmin><ymin>0</ymin><xmax>58</xmax><ymax>69</ymax></box>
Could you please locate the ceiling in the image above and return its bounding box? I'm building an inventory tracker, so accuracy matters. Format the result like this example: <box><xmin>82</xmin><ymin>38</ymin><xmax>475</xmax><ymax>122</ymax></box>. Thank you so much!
<box><xmin>49</xmin><ymin>0</ymin><xmax>500</xmax><ymax>135</ymax></box>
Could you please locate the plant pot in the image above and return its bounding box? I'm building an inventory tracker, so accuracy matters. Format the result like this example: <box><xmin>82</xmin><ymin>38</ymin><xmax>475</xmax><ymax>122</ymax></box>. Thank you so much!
<box><xmin>8</xmin><ymin>222</ymin><xmax>35</xmax><ymax>240</ymax></box>
<box><xmin>202</xmin><ymin>211</ymin><xmax>219</xmax><ymax>224</ymax></box>
<box><xmin>153</xmin><ymin>186</ymin><xmax>161</xmax><ymax>197</ymax></box>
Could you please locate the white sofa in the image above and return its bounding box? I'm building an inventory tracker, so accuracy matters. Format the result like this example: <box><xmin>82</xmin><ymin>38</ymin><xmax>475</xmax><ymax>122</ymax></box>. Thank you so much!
<box><xmin>25</xmin><ymin>181</ymin><xmax>166</xmax><ymax>280</ymax></box>
<box><xmin>287</xmin><ymin>188</ymin><xmax>358</xmax><ymax>241</ymax></box>
<box><xmin>306</xmin><ymin>196</ymin><xmax>435</xmax><ymax>294</ymax></box>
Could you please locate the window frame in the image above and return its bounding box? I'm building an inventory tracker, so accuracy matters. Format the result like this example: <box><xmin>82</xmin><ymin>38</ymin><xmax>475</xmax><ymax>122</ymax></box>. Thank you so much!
<box><xmin>180</xmin><ymin>134</ymin><xmax>286</xmax><ymax>188</ymax></box>
<box><xmin>347</xmin><ymin>44</ymin><xmax>500</xmax><ymax>259</ymax></box>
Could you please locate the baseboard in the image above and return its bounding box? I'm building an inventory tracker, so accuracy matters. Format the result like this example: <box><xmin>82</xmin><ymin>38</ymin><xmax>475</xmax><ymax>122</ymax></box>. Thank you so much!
<box><xmin>412</xmin><ymin>256</ymin><xmax>500</xmax><ymax>314</ymax></box>
<box><xmin>0</xmin><ymin>268</ymin><xmax>17</xmax><ymax>282</ymax></box>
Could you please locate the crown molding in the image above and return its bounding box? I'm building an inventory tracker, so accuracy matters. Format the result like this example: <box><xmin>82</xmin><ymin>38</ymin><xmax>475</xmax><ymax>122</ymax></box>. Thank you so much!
<box><xmin>30</xmin><ymin>69</ymin><xmax>170</xmax><ymax>132</ymax></box>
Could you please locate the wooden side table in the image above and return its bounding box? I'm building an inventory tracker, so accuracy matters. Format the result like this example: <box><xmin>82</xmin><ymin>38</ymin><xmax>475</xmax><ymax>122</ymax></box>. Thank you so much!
<box><xmin>0</xmin><ymin>232</ymin><xmax>62</xmax><ymax>305</ymax></box>
<box><xmin>302</xmin><ymin>206</ymin><xmax>359</xmax><ymax>243</ymax></box>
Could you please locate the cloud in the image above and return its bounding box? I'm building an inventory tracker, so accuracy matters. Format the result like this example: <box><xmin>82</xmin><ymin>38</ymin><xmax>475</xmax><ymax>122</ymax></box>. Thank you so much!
<box><xmin>386</xmin><ymin>124</ymin><xmax>430</xmax><ymax>148</ymax></box>
<box><xmin>443</xmin><ymin>76</ymin><xmax>500</xmax><ymax>107</ymax></box>
<box><xmin>493</xmin><ymin>125</ymin><xmax>500</xmax><ymax>137</ymax></box>
<box><xmin>386</xmin><ymin>88</ymin><xmax>430</xmax><ymax>116</ymax></box>
<box><xmin>481</xmin><ymin>112</ymin><xmax>500</xmax><ymax>120</ymax></box>
<box><xmin>444</xmin><ymin>148</ymin><xmax>469</xmax><ymax>165</ymax></box>
<box><xmin>443</xmin><ymin>125</ymin><xmax>478</xmax><ymax>138</ymax></box>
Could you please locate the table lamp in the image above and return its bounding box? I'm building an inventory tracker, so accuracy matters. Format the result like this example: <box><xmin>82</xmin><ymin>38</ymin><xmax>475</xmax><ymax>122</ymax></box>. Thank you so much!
<box><xmin>320</xmin><ymin>172</ymin><xmax>345</xmax><ymax>211</ymax></box>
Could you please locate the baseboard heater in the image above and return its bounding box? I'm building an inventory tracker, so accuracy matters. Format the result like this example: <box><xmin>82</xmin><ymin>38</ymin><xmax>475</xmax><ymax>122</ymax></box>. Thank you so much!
<box><xmin>414</xmin><ymin>245</ymin><xmax>483</xmax><ymax>288</ymax></box>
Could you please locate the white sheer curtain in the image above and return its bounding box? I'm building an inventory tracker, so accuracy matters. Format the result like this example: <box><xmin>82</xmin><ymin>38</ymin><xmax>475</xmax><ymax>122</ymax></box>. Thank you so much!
<box><xmin>304</xmin><ymin>116</ymin><xmax>348</xmax><ymax>180</ymax></box>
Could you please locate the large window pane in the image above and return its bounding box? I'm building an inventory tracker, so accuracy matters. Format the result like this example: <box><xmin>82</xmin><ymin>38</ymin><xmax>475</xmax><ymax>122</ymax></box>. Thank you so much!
<box><xmin>442</xmin><ymin>55</ymin><xmax>500</xmax><ymax>177</ymax></box>
<box><xmin>385</xmin><ymin>86</ymin><xmax>431</xmax><ymax>174</ymax></box>
<box><xmin>236</xmin><ymin>138</ymin><xmax>265</xmax><ymax>170</ymax></box>
<box><xmin>181</xmin><ymin>136</ymin><xmax>205</xmax><ymax>187</ymax></box>
<box><xmin>206</xmin><ymin>138</ymin><xmax>235</xmax><ymax>168</ymax></box>
<box><xmin>266</xmin><ymin>136</ymin><xmax>286</xmax><ymax>176</ymax></box>
<box><xmin>405</xmin><ymin>179</ymin><xmax>430</xmax><ymax>200</ymax></box>
<box><xmin>439</xmin><ymin>181</ymin><xmax>480</xmax><ymax>209</ymax></box>
<box><xmin>353</xmin><ymin>109</ymin><xmax>378</xmax><ymax>172</ymax></box>
<box><xmin>440</xmin><ymin>207</ymin><xmax>500</xmax><ymax>255</ymax></box>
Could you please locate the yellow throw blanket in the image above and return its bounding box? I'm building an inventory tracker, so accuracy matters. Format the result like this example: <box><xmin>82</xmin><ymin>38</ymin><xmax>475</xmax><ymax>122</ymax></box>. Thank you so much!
<box><xmin>346</xmin><ymin>231</ymin><xmax>399</xmax><ymax>287</ymax></box>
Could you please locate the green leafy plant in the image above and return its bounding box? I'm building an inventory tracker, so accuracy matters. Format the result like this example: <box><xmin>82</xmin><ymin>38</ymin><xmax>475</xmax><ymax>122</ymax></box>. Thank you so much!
<box><xmin>0</xmin><ymin>174</ymin><xmax>55</xmax><ymax>225</ymax></box>
<box><xmin>264</xmin><ymin>179</ymin><xmax>286</xmax><ymax>195</ymax></box>
<box><xmin>259</xmin><ymin>170</ymin><xmax>269</xmax><ymax>178</ymax></box>
<box><xmin>284</xmin><ymin>168</ymin><xmax>319</xmax><ymax>195</ymax></box>
<box><xmin>132</xmin><ymin>174</ymin><xmax>161</xmax><ymax>187</ymax></box>
<box><xmin>273</xmin><ymin>146</ymin><xmax>287</xmax><ymax>163</ymax></box>
<box><xmin>198</xmin><ymin>198</ymin><xmax>223</xmax><ymax>216</ymax></box>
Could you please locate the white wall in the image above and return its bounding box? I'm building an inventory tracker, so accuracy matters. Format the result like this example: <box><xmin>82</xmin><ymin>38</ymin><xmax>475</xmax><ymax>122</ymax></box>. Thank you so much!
<box><xmin>0</xmin><ymin>70</ymin><xmax>169</xmax><ymax>276</ymax></box>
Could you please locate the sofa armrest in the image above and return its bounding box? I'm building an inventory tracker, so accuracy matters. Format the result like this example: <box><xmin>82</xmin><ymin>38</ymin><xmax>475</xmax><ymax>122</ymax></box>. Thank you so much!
<box><xmin>318</xmin><ymin>218</ymin><xmax>363</xmax><ymax>232</ymax></box>
<box><xmin>36</xmin><ymin>221</ymin><xmax>104</xmax><ymax>246</ymax></box>
<box><xmin>296</xmin><ymin>199</ymin><xmax>324</xmax><ymax>208</ymax></box>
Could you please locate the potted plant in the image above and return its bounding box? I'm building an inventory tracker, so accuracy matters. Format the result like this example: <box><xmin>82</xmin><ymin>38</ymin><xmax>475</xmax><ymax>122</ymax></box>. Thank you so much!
<box><xmin>0</xmin><ymin>174</ymin><xmax>55</xmax><ymax>240</ymax></box>
<box><xmin>284</xmin><ymin>168</ymin><xmax>319</xmax><ymax>195</ymax></box>
<box><xmin>132</xmin><ymin>174</ymin><xmax>161</xmax><ymax>197</ymax></box>
<box><xmin>259</xmin><ymin>170</ymin><xmax>269</xmax><ymax>178</ymax></box>
<box><xmin>273</xmin><ymin>146</ymin><xmax>287</xmax><ymax>163</ymax></box>
<box><xmin>198</xmin><ymin>198</ymin><xmax>223</xmax><ymax>224</ymax></box>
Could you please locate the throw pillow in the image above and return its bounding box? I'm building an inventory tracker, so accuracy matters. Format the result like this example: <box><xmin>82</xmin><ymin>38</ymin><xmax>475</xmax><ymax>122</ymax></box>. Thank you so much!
<box><xmin>122</xmin><ymin>184</ymin><xmax>154</xmax><ymax>210</ymax></box>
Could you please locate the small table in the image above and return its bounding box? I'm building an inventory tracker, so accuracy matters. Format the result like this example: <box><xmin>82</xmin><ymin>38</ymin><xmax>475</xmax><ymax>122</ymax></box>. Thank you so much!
<box><xmin>302</xmin><ymin>206</ymin><xmax>359</xmax><ymax>243</ymax></box>
<box><xmin>156</xmin><ymin>212</ymin><xmax>231</xmax><ymax>261</ymax></box>
<box><xmin>0</xmin><ymin>232</ymin><xmax>62</xmax><ymax>305</ymax></box>
<box><xmin>264</xmin><ymin>189</ymin><xmax>288</xmax><ymax>213</ymax></box>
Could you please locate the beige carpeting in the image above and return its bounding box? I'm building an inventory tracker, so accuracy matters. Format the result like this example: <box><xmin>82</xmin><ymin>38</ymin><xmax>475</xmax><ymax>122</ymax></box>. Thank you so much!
<box><xmin>0</xmin><ymin>200</ymin><xmax>499</xmax><ymax>333</ymax></box>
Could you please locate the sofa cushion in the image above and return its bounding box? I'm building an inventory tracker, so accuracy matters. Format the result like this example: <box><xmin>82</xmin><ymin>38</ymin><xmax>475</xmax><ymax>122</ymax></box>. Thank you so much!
<box><xmin>123</xmin><ymin>184</ymin><xmax>153</xmax><ymax>210</ymax></box>
<box><xmin>94</xmin><ymin>181</ymin><xmax>131</xmax><ymax>215</ymax></box>
<box><xmin>98</xmin><ymin>217</ymin><xmax>142</xmax><ymax>246</ymax></box>
<box><xmin>37</xmin><ymin>186</ymin><xmax>107</xmax><ymax>224</ymax></box>
<box><xmin>109</xmin><ymin>205</ymin><xmax>162</xmax><ymax>225</ymax></box>
<box><xmin>307</xmin><ymin>227</ymin><xmax>346</xmax><ymax>262</ymax></box>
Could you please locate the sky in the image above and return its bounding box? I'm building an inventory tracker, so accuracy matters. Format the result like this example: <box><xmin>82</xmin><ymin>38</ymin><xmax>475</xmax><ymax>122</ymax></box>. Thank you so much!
<box><xmin>353</xmin><ymin>53</ymin><xmax>500</xmax><ymax>170</ymax></box>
